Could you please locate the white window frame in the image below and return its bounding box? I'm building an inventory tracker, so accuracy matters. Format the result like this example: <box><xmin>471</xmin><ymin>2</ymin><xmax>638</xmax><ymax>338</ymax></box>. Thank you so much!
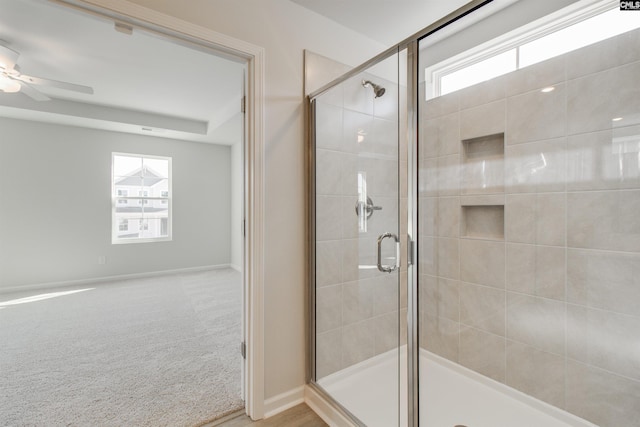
<box><xmin>425</xmin><ymin>0</ymin><xmax>622</xmax><ymax>99</ymax></box>
<box><xmin>111</xmin><ymin>152</ymin><xmax>172</xmax><ymax>244</ymax></box>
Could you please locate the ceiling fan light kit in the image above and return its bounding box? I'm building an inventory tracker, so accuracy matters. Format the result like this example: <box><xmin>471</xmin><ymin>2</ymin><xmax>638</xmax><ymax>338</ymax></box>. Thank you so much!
<box><xmin>0</xmin><ymin>75</ymin><xmax>20</xmax><ymax>93</ymax></box>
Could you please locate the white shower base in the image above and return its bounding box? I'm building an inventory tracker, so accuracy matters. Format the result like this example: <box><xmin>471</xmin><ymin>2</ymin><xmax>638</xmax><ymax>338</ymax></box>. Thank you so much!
<box><xmin>318</xmin><ymin>348</ymin><xmax>597</xmax><ymax>427</ymax></box>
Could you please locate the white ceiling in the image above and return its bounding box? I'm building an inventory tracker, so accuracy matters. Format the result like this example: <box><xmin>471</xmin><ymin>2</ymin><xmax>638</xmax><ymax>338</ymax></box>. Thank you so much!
<box><xmin>0</xmin><ymin>0</ymin><xmax>480</xmax><ymax>145</ymax></box>
<box><xmin>290</xmin><ymin>0</ymin><xmax>470</xmax><ymax>46</ymax></box>
<box><xmin>0</xmin><ymin>0</ymin><xmax>245</xmax><ymax>145</ymax></box>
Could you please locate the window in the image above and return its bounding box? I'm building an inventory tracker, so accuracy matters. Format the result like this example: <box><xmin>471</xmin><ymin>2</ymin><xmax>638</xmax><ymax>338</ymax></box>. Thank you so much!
<box><xmin>440</xmin><ymin>49</ymin><xmax>517</xmax><ymax>95</ymax></box>
<box><xmin>427</xmin><ymin>1</ymin><xmax>640</xmax><ymax>98</ymax></box>
<box><xmin>112</xmin><ymin>153</ymin><xmax>171</xmax><ymax>243</ymax></box>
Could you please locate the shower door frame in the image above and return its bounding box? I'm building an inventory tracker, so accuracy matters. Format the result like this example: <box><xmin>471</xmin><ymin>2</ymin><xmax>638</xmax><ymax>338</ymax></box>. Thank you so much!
<box><xmin>307</xmin><ymin>46</ymin><xmax>404</xmax><ymax>426</ymax></box>
<box><xmin>307</xmin><ymin>1</ymin><xmax>497</xmax><ymax>426</ymax></box>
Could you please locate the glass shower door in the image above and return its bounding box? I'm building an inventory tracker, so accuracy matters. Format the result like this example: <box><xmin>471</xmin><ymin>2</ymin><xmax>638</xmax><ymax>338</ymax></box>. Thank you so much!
<box><xmin>416</xmin><ymin>2</ymin><xmax>640</xmax><ymax>426</ymax></box>
<box><xmin>311</xmin><ymin>50</ymin><xmax>405</xmax><ymax>426</ymax></box>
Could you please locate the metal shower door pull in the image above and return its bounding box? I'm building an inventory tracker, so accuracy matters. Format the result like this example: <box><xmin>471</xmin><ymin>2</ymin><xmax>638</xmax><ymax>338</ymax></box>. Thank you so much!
<box><xmin>377</xmin><ymin>232</ymin><xmax>400</xmax><ymax>273</ymax></box>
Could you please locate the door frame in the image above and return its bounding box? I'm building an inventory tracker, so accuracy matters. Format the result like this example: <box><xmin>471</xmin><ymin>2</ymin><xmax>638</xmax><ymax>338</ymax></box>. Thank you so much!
<box><xmin>54</xmin><ymin>0</ymin><xmax>266</xmax><ymax>419</ymax></box>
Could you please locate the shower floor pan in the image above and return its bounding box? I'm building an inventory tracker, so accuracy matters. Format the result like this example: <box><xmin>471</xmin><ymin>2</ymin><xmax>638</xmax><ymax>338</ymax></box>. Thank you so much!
<box><xmin>318</xmin><ymin>348</ymin><xmax>597</xmax><ymax>427</ymax></box>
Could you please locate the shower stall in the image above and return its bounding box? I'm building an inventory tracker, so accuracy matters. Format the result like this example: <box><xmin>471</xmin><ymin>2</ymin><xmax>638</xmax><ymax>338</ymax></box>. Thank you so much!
<box><xmin>309</xmin><ymin>0</ymin><xmax>640</xmax><ymax>426</ymax></box>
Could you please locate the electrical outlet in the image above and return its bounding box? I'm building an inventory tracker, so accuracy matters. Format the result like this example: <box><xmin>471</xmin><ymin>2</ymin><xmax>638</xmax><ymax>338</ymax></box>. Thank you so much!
<box><xmin>98</xmin><ymin>256</ymin><xmax>106</xmax><ymax>265</ymax></box>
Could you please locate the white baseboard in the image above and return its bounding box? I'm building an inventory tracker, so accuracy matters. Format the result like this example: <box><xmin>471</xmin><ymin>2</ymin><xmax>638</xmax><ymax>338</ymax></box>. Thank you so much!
<box><xmin>263</xmin><ymin>386</ymin><xmax>305</xmax><ymax>419</ymax></box>
<box><xmin>304</xmin><ymin>385</ymin><xmax>354</xmax><ymax>427</ymax></box>
<box><xmin>230</xmin><ymin>264</ymin><xmax>242</xmax><ymax>272</ymax></box>
<box><xmin>0</xmin><ymin>264</ymin><xmax>231</xmax><ymax>295</ymax></box>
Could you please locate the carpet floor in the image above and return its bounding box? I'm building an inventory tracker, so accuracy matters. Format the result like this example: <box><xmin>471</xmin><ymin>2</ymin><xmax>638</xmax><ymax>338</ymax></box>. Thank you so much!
<box><xmin>0</xmin><ymin>268</ymin><xmax>243</xmax><ymax>426</ymax></box>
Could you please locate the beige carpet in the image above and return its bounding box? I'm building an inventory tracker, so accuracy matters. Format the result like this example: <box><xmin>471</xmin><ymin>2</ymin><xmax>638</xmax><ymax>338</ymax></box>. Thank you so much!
<box><xmin>0</xmin><ymin>268</ymin><xmax>243</xmax><ymax>426</ymax></box>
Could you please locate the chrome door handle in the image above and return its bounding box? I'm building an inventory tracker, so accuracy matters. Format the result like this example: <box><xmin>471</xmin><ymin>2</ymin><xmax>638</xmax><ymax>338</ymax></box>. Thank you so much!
<box><xmin>377</xmin><ymin>232</ymin><xmax>400</xmax><ymax>273</ymax></box>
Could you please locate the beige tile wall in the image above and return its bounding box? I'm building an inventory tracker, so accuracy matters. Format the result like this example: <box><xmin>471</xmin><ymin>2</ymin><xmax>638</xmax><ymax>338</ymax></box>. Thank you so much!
<box><xmin>419</xmin><ymin>28</ymin><xmax>640</xmax><ymax>427</ymax></box>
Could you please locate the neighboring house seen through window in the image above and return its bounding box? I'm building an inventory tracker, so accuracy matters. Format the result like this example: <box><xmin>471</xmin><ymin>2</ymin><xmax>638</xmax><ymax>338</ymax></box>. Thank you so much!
<box><xmin>112</xmin><ymin>153</ymin><xmax>171</xmax><ymax>243</ymax></box>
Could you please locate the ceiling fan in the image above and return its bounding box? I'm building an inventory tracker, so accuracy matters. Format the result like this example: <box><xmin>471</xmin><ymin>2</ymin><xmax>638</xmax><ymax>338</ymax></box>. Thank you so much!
<box><xmin>0</xmin><ymin>42</ymin><xmax>94</xmax><ymax>101</ymax></box>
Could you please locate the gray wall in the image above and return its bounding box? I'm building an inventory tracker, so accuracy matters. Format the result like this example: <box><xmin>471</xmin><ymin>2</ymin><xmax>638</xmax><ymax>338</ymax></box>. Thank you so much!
<box><xmin>0</xmin><ymin>118</ymin><xmax>231</xmax><ymax>291</ymax></box>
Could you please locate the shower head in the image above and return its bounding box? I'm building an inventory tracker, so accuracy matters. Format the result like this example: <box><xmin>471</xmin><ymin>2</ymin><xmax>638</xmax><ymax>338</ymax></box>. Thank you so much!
<box><xmin>362</xmin><ymin>80</ymin><xmax>386</xmax><ymax>98</ymax></box>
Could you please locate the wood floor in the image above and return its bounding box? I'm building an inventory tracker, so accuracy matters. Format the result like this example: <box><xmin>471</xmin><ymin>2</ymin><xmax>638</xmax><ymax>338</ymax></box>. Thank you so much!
<box><xmin>208</xmin><ymin>404</ymin><xmax>328</xmax><ymax>427</ymax></box>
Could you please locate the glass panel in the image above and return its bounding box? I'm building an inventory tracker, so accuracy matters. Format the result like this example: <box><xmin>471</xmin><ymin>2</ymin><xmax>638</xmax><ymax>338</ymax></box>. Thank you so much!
<box><xmin>149</xmin><ymin>178</ymin><xmax>169</xmax><ymax>198</ymax></box>
<box><xmin>418</xmin><ymin>3</ymin><xmax>640</xmax><ymax>427</ymax></box>
<box><xmin>160</xmin><ymin>218</ymin><xmax>169</xmax><ymax>237</ymax></box>
<box><xmin>519</xmin><ymin>8</ymin><xmax>640</xmax><ymax>68</ymax></box>
<box><xmin>112</xmin><ymin>154</ymin><xmax>171</xmax><ymax>243</ymax></box>
<box><xmin>313</xmin><ymin>50</ymin><xmax>402</xmax><ymax>426</ymax></box>
<box><xmin>143</xmin><ymin>157</ymin><xmax>169</xmax><ymax>179</ymax></box>
<box><xmin>115</xmin><ymin>198</ymin><xmax>144</xmax><ymax>213</ymax></box>
<box><xmin>113</xmin><ymin>154</ymin><xmax>143</xmax><ymax>180</ymax></box>
<box><xmin>114</xmin><ymin>216</ymin><xmax>141</xmax><ymax>239</ymax></box>
<box><xmin>139</xmin><ymin>218</ymin><xmax>167</xmax><ymax>239</ymax></box>
<box><xmin>440</xmin><ymin>48</ymin><xmax>516</xmax><ymax>95</ymax></box>
<box><xmin>148</xmin><ymin>198</ymin><xmax>170</xmax><ymax>210</ymax></box>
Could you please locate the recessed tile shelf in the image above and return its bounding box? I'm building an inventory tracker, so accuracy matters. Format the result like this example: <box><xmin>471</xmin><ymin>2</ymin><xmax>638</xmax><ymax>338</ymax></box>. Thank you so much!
<box><xmin>462</xmin><ymin>133</ymin><xmax>505</xmax><ymax>195</ymax></box>
<box><xmin>461</xmin><ymin>133</ymin><xmax>505</xmax><ymax>239</ymax></box>
<box><xmin>461</xmin><ymin>205</ymin><xmax>505</xmax><ymax>240</ymax></box>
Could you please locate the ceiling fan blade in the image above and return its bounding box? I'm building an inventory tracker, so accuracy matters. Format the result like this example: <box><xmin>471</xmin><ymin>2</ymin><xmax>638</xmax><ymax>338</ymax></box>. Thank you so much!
<box><xmin>0</xmin><ymin>44</ymin><xmax>19</xmax><ymax>71</ymax></box>
<box><xmin>18</xmin><ymin>81</ymin><xmax>51</xmax><ymax>102</ymax></box>
<box><xmin>14</xmin><ymin>74</ymin><xmax>94</xmax><ymax>95</ymax></box>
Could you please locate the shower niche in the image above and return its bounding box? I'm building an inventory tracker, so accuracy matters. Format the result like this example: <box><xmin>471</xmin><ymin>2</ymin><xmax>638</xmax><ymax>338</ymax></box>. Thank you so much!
<box><xmin>461</xmin><ymin>203</ymin><xmax>504</xmax><ymax>240</ymax></box>
<box><xmin>460</xmin><ymin>133</ymin><xmax>505</xmax><ymax>240</ymax></box>
<box><xmin>462</xmin><ymin>133</ymin><xmax>504</xmax><ymax>194</ymax></box>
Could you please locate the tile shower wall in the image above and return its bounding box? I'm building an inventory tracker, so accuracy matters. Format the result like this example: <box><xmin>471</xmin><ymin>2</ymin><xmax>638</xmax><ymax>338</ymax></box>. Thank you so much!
<box><xmin>419</xmin><ymin>28</ymin><xmax>640</xmax><ymax>427</ymax></box>
<box><xmin>315</xmin><ymin>73</ymin><xmax>405</xmax><ymax>379</ymax></box>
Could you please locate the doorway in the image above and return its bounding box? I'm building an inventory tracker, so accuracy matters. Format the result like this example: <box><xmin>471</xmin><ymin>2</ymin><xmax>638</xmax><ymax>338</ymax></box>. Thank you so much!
<box><xmin>0</xmin><ymin>0</ymin><xmax>264</xmax><ymax>423</ymax></box>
